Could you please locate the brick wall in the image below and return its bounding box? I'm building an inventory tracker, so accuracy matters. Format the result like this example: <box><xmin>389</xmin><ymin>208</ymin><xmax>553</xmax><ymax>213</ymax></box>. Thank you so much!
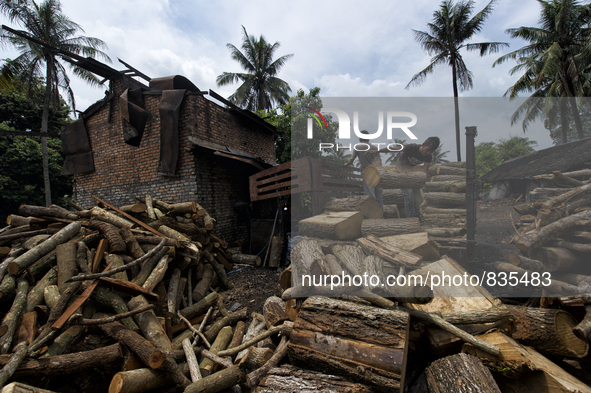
<box><xmin>73</xmin><ymin>76</ymin><xmax>276</xmax><ymax>243</ymax></box>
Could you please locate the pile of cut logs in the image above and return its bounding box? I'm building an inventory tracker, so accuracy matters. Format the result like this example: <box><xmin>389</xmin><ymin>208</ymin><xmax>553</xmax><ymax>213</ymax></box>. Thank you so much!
<box><xmin>283</xmin><ymin>174</ymin><xmax>591</xmax><ymax>392</ymax></box>
<box><xmin>0</xmin><ymin>196</ymin><xmax>273</xmax><ymax>393</ymax></box>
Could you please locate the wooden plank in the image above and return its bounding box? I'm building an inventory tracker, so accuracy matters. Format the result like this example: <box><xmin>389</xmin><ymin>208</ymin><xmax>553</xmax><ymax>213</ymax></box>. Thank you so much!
<box><xmin>92</xmin><ymin>239</ymin><xmax>109</xmax><ymax>273</ymax></box>
<box><xmin>91</xmin><ymin>195</ymin><xmax>165</xmax><ymax>238</ymax></box>
<box><xmin>254</xmin><ymin>170</ymin><xmax>293</xmax><ymax>186</ymax></box>
<box><xmin>52</xmin><ymin>262</ymin><xmax>113</xmax><ymax>330</ymax></box>
<box><xmin>98</xmin><ymin>277</ymin><xmax>159</xmax><ymax>302</ymax></box>
<box><xmin>215</xmin><ymin>253</ymin><xmax>233</xmax><ymax>272</ymax></box>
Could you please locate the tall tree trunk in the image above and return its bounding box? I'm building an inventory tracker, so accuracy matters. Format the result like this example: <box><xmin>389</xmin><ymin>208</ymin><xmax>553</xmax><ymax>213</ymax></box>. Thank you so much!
<box><xmin>559</xmin><ymin>96</ymin><xmax>569</xmax><ymax>144</ymax></box>
<box><xmin>42</xmin><ymin>57</ymin><xmax>53</xmax><ymax>207</ymax></box>
<box><xmin>569</xmin><ymin>97</ymin><xmax>584</xmax><ymax>140</ymax></box>
<box><xmin>451</xmin><ymin>60</ymin><xmax>461</xmax><ymax>162</ymax></box>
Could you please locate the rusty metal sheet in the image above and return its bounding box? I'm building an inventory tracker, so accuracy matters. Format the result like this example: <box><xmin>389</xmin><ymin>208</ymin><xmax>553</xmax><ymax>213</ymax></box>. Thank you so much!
<box><xmin>158</xmin><ymin>89</ymin><xmax>186</xmax><ymax>175</ymax></box>
<box><xmin>120</xmin><ymin>89</ymin><xmax>149</xmax><ymax>147</ymax></box>
<box><xmin>61</xmin><ymin>151</ymin><xmax>94</xmax><ymax>175</ymax></box>
<box><xmin>149</xmin><ymin>75</ymin><xmax>199</xmax><ymax>92</ymax></box>
<box><xmin>60</xmin><ymin>119</ymin><xmax>95</xmax><ymax>175</ymax></box>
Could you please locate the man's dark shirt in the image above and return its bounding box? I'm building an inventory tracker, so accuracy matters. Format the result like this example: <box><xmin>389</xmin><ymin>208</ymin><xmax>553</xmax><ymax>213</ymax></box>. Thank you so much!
<box><xmin>397</xmin><ymin>143</ymin><xmax>433</xmax><ymax>168</ymax></box>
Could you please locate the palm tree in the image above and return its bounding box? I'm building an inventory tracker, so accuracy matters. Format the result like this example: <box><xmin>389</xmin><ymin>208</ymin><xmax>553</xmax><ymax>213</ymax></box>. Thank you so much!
<box><xmin>493</xmin><ymin>0</ymin><xmax>591</xmax><ymax>143</ymax></box>
<box><xmin>406</xmin><ymin>0</ymin><xmax>508</xmax><ymax>162</ymax></box>
<box><xmin>0</xmin><ymin>0</ymin><xmax>109</xmax><ymax>206</ymax></box>
<box><xmin>431</xmin><ymin>143</ymin><xmax>450</xmax><ymax>163</ymax></box>
<box><xmin>217</xmin><ymin>26</ymin><xmax>293</xmax><ymax>111</ymax></box>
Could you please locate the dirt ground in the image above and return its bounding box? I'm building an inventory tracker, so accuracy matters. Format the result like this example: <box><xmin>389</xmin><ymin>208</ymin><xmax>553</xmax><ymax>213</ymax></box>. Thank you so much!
<box><xmin>223</xmin><ymin>198</ymin><xmax>522</xmax><ymax>314</ymax></box>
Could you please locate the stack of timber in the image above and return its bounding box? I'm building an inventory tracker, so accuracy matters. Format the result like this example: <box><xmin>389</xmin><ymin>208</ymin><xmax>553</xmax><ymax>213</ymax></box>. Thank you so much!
<box><xmin>505</xmin><ymin>181</ymin><xmax>591</xmax><ymax>285</ymax></box>
<box><xmin>278</xmin><ymin>234</ymin><xmax>591</xmax><ymax>393</ymax></box>
<box><xmin>0</xmin><ymin>197</ymin><xmax>290</xmax><ymax>393</ymax></box>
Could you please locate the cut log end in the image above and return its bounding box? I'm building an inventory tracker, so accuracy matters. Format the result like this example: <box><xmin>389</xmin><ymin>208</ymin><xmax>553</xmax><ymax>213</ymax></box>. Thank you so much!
<box><xmin>148</xmin><ymin>350</ymin><xmax>165</xmax><ymax>369</ymax></box>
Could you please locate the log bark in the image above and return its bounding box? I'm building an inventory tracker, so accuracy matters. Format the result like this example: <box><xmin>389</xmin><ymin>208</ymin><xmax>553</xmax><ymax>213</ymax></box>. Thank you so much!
<box><xmin>430</xmin><ymin>174</ymin><xmax>465</xmax><ymax>182</ymax></box>
<box><xmin>573</xmin><ymin>305</ymin><xmax>591</xmax><ymax>341</ymax></box>
<box><xmin>424</xmin><ymin>227</ymin><xmax>466</xmax><ymax>237</ymax></box>
<box><xmin>18</xmin><ymin>204</ymin><xmax>78</xmax><ymax>221</ymax></box>
<box><xmin>288</xmin><ymin>297</ymin><xmax>409</xmax><ymax>393</ymax></box>
<box><xmin>547</xmin><ymin>238</ymin><xmax>591</xmax><ymax>253</ymax></box>
<box><xmin>204</xmin><ymin>308</ymin><xmax>248</xmax><ymax>344</ymax></box>
<box><xmin>357</xmin><ymin>234</ymin><xmax>422</xmax><ymax>268</ymax></box>
<box><xmin>427</xmin><ymin>164</ymin><xmax>466</xmax><ymax>176</ymax></box>
<box><xmin>8</xmin><ymin>221</ymin><xmax>81</xmax><ymax>275</ymax></box>
<box><xmin>142</xmin><ymin>255</ymin><xmax>169</xmax><ymax>292</ymax></box>
<box><xmin>0</xmin><ymin>278</ymin><xmax>28</xmax><ymax>354</ymax></box>
<box><xmin>508</xmin><ymin>253</ymin><xmax>546</xmax><ymax>272</ymax></box>
<box><xmin>383</xmin><ymin>189</ymin><xmax>405</xmax><ymax>206</ymax></box>
<box><xmin>98</xmin><ymin>319</ymin><xmax>165</xmax><ymax>369</ymax></box>
<box><xmin>0</xmin><ymin>341</ymin><xmax>28</xmax><ymax>387</ymax></box>
<box><xmin>423</xmin><ymin>181</ymin><xmax>466</xmax><ymax>193</ymax></box>
<box><xmin>515</xmin><ymin>209</ymin><xmax>591</xmax><ymax>250</ymax></box>
<box><xmin>203</xmin><ymin>251</ymin><xmax>230</xmax><ymax>290</ymax></box>
<box><xmin>542</xmin><ymin>183</ymin><xmax>591</xmax><ymax>210</ymax></box>
<box><xmin>331</xmin><ymin>244</ymin><xmax>365</xmax><ymax>276</ymax></box>
<box><xmin>424</xmin><ymin>192</ymin><xmax>466</xmax><ymax>208</ymax></box>
<box><xmin>26</xmin><ymin>266</ymin><xmax>57</xmax><ymax>313</ymax></box>
<box><xmin>246</xmin><ymin>336</ymin><xmax>289</xmax><ymax>388</ymax></box>
<box><xmin>230</xmin><ymin>253</ymin><xmax>261</xmax><ymax>266</ymax></box>
<box><xmin>128</xmin><ymin>295</ymin><xmax>172</xmax><ymax>351</ymax></box>
<box><xmin>507</xmin><ymin>305</ymin><xmax>588</xmax><ymax>358</ymax></box>
<box><xmin>379</xmin><ymin>232</ymin><xmax>440</xmax><ymax>261</ymax></box>
<box><xmin>494</xmin><ymin>262</ymin><xmax>581</xmax><ymax>295</ymax></box>
<box><xmin>254</xmin><ymin>364</ymin><xmax>373</xmax><ymax>392</ymax></box>
<box><xmin>200</xmin><ymin>325</ymin><xmax>233</xmax><ymax>376</ymax></box>
<box><xmin>409</xmin><ymin>353</ymin><xmax>500</xmax><ymax>393</ymax></box>
<box><xmin>240</xmin><ymin>346</ymin><xmax>273</xmax><ymax>370</ymax></box>
<box><xmin>363</xmin><ymin>166</ymin><xmax>427</xmax><ymax>189</ymax></box>
<box><xmin>382</xmin><ymin>204</ymin><xmax>400</xmax><ymax>218</ymax></box>
<box><xmin>234</xmin><ymin>319</ymin><xmax>267</xmax><ymax>365</ymax></box>
<box><xmin>530</xmin><ymin>246</ymin><xmax>580</xmax><ymax>271</ymax></box>
<box><xmin>361</xmin><ymin>218</ymin><xmax>420</xmax><ymax>237</ymax></box>
<box><xmin>105</xmin><ymin>254</ymin><xmax>129</xmax><ymax>281</ymax></box>
<box><xmin>193</xmin><ymin>264</ymin><xmax>214</xmax><ymax>302</ymax></box>
<box><xmin>88</xmin><ymin>219</ymin><xmax>127</xmax><ymax>253</ymax></box>
<box><xmin>424</xmin><ymin>207</ymin><xmax>466</xmax><ymax>215</ymax></box>
<box><xmin>299</xmin><ymin>211</ymin><xmax>363</xmax><ymax>240</ymax></box>
<box><xmin>184</xmin><ymin>364</ymin><xmax>246</xmax><ymax>393</ymax></box>
<box><xmin>89</xmin><ymin>206</ymin><xmax>135</xmax><ymax>228</ymax></box>
<box><xmin>263</xmin><ymin>296</ymin><xmax>287</xmax><ymax>329</ymax></box>
<box><xmin>462</xmin><ymin>331</ymin><xmax>591</xmax><ymax>392</ymax></box>
<box><xmin>4</xmin><ymin>343</ymin><xmax>124</xmax><ymax>377</ymax></box>
<box><xmin>120</xmin><ymin>228</ymin><xmax>145</xmax><ymax>261</ymax></box>
<box><xmin>56</xmin><ymin>243</ymin><xmax>78</xmax><ymax>293</ymax></box>
<box><xmin>324</xmin><ymin>196</ymin><xmax>383</xmax><ymax>219</ymax></box>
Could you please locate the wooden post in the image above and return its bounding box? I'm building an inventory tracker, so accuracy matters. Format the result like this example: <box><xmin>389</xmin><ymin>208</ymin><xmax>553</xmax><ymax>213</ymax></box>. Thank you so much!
<box><xmin>465</xmin><ymin>126</ymin><xmax>477</xmax><ymax>262</ymax></box>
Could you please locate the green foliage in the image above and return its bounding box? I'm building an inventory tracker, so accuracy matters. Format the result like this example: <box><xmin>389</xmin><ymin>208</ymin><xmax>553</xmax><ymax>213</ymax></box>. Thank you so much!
<box><xmin>476</xmin><ymin>136</ymin><xmax>537</xmax><ymax>179</ymax></box>
<box><xmin>475</xmin><ymin>142</ymin><xmax>501</xmax><ymax>179</ymax></box>
<box><xmin>324</xmin><ymin>147</ymin><xmax>352</xmax><ymax>165</ymax></box>
<box><xmin>0</xmin><ymin>81</ymin><xmax>72</xmax><ymax>222</ymax></box>
<box><xmin>431</xmin><ymin>143</ymin><xmax>450</xmax><ymax>164</ymax></box>
<box><xmin>217</xmin><ymin>26</ymin><xmax>293</xmax><ymax>111</ymax></box>
<box><xmin>0</xmin><ymin>78</ymin><xmax>69</xmax><ymax>134</ymax></box>
<box><xmin>496</xmin><ymin>135</ymin><xmax>537</xmax><ymax>163</ymax></box>
<box><xmin>256</xmin><ymin>87</ymin><xmax>338</xmax><ymax>164</ymax></box>
<box><xmin>407</xmin><ymin>0</ymin><xmax>507</xmax><ymax>161</ymax></box>
<box><xmin>0</xmin><ymin>136</ymin><xmax>72</xmax><ymax>222</ymax></box>
<box><xmin>494</xmin><ymin>0</ymin><xmax>591</xmax><ymax>142</ymax></box>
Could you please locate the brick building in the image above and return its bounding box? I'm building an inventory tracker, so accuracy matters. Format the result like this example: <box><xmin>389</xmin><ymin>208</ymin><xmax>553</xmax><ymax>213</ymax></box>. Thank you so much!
<box><xmin>61</xmin><ymin>71</ymin><xmax>277</xmax><ymax>243</ymax></box>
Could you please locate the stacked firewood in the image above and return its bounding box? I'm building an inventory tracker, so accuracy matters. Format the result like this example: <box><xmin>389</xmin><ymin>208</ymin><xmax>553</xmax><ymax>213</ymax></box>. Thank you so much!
<box><xmin>0</xmin><ymin>196</ymin><xmax>281</xmax><ymax>393</ymax></box>
<box><xmin>286</xmin><ymin>183</ymin><xmax>591</xmax><ymax>392</ymax></box>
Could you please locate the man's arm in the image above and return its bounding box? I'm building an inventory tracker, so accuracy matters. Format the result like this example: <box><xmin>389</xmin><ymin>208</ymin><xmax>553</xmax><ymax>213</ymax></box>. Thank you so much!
<box><xmin>344</xmin><ymin>150</ymin><xmax>358</xmax><ymax>166</ymax></box>
<box><xmin>424</xmin><ymin>162</ymin><xmax>431</xmax><ymax>180</ymax></box>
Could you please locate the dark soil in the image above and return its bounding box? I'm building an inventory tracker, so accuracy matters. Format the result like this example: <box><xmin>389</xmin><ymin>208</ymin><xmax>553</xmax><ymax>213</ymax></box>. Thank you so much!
<box><xmin>222</xmin><ymin>264</ymin><xmax>284</xmax><ymax>315</ymax></box>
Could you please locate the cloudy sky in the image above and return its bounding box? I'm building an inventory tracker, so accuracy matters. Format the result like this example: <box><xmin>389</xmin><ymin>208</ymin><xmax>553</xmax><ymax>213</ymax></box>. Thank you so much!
<box><xmin>1</xmin><ymin>0</ymin><xmax>556</xmax><ymax>152</ymax></box>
